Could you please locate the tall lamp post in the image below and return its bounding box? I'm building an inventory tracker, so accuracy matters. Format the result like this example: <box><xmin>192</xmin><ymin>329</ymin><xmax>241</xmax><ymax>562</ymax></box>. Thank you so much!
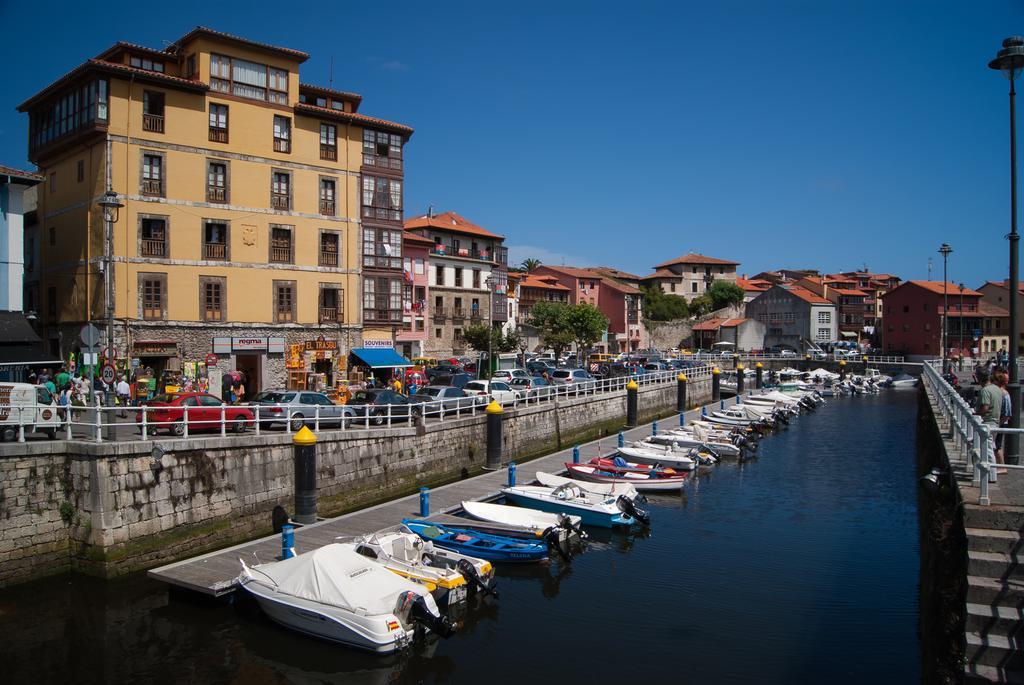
<box><xmin>959</xmin><ymin>283</ymin><xmax>966</xmax><ymax>364</ymax></box>
<box><xmin>990</xmin><ymin>36</ymin><xmax>1024</xmax><ymax>464</ymax></box>
<box><xmin>938</xmin><ymin>243</ymin><xmax>952</xmax><ymax>374</ymax></box>
<box><xmin>98</xmin><ymin>190</ymin><xmax>123</xmax><ymax>407</ymax></box>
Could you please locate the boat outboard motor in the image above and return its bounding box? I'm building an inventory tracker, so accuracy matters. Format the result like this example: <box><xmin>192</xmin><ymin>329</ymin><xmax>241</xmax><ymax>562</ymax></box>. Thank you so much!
<box><xmin>407</xmin><ymin>593</ymin><xmax>456</xmax><ymax>638</ymax></box>
<box><xmin>774</xmin><ymin>410</ymin><xmax>790</xmax><ymax>426</ymax></box>
<box><xmin>557</xmin><ymin>512</ymin><xmax>588</xmax><ymax>541</ymax></box>
<box><xmin>616</xmin><ymin>494</ymin><xmax>650</xmax><ymax>525</ymax></box>
<box><xmin>543</xmin><ymin>526</ymin><xmax>573</xmax><ymax>563</ymax></box>
<box><xmin>456</xmin><ymin>558</ymin><xmax>499</xmax><ymax>598</ymax></box>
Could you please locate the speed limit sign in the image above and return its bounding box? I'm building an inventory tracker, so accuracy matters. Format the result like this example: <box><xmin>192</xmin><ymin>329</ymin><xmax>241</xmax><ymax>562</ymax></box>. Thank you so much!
<box><xmin>100</xmin><ymin>364</ymin><xmax>116</xmax><ymax>385</ymax></box>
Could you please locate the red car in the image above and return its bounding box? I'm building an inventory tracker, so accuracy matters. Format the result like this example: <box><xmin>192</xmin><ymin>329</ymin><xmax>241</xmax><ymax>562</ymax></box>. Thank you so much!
<box><xmin>136</xmin><ymin>392</ymin><xmax>254</xmax><ymax>436</ymax></box>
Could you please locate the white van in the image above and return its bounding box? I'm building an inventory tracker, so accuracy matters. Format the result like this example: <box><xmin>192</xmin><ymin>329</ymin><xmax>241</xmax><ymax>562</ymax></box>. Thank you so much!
<box><xmin>0</xmin><ymin>383</ymin><xmax>61</xmax><ymax>441</ymax></box>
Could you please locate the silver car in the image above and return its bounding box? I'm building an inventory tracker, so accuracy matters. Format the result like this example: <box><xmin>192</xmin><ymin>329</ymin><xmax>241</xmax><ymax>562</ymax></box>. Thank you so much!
<box><xmin>249</xmin><ymin>390</ymin><xmax>352</xmax><ymax>430</ymax></box>
<box><xmin>550</xmin><ymin>369</ymin><xmax>597</xmax><ymax>391</ymax></box>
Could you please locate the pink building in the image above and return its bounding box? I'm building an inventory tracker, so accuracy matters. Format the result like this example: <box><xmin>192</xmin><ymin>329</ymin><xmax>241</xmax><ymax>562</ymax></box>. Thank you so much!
<box><xmin>396</xmin><ymin>233</ymin><xmax>433</xmax><ymax>359</ymax></box>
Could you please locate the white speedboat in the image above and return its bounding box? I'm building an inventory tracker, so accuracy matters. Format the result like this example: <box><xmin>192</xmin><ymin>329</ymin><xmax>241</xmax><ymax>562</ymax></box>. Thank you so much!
<box><xmin>501</xmin><ymin>483</ymin><xmax>647</xmax><ymax>527</ymax></box>
<box><xmin>461</xmin><ymin>500</ymin><xmax>582</xmax><ymax>533</ymax></box>
<box><xmin>347</xmin><ymin>527</ymin><xmax>496</xmax><ymax>607</ymax></box>
<box><xmin>238</xmin><ymin>543</ymin><xmax>455</xmax><ymax>654</ymax></box>
<box><xmin>535</xmin><ymin>470</ymin><xmax>641</xmax><ymax>500</ymax></box>
<box><xmin>889</xmin><ymin>373</ymin><xmax>917</xmax><ymax>389</ymax></box>
<box><xmin>645</xmin><ymin>430</ymin><xmax>742</xmax><ymax>458</ymax></box>
<box><xmin>618</xmin><ymin>443</ymin><xmax>698</xmax><ymax>470</ymax></box>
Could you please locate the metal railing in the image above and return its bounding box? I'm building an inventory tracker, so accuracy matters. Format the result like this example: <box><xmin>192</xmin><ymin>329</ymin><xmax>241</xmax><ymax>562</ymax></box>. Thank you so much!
<box><xmin>0</xmin><ymin>366</ymin><xmax>713</xmax><ymax>446</ymax></box>
<box><xmin>921</xmin><ymin>359</ymin><xmax>1022</xmax><ymax>506</ymax></box>
<box><xmin>683</xmin><ymin>352</ymin><xmax>905</xmax><ymax>364</ymax></box>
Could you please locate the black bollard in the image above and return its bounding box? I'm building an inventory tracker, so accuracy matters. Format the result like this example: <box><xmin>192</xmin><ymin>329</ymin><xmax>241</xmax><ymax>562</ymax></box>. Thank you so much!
<box><xmin>293</xmin><ymin>426</ymin><xmax>318</xmax><ymax>525</ymax></box>
<box><xmin>712</xmin><ymin>367</ymin><xmax>721</xmax><ymax>403</ymax></box>
<box><xmin>484</xmin><ymin>400</ymin><xmax>503</xmax><ymax>470</ymax></box>
<box><xmin>755</xmin><ymin>362</ymin><xmax>763</xmax><ymax>390</ymax></box>
<box><xmin>626</xmin><ymin>379</ymin><xmax>638</xmax><ymax>428</ymax></box>
<box><xmin>839</xmin><ymin>360</ymin><xmax>847</xmax><ymax>381</ymax></box>
<box><xmin>736</xmin><ymin>364</ymin><xmax>745</xmax><ymax>395</ymax></box>
<box><xmin>803</xmin><ymin>354</ymin><xmax>811</xmax><ymax>371</ymax></box>
<box><xmin>732</xmin><ymin>354</ymin><xmax>740</xmax><ymax>371</ymax></box>
<box><xmin>676</xmin><ymin>373</ymin><xmax>688</xmax><ymax>412</ymax></box>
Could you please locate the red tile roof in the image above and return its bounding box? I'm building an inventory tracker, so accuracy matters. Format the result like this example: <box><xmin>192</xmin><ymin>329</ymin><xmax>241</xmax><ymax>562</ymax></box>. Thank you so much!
<box><xmin>0</xmin><ymin>165</ymin><xmax>42</xmax><ymax>182</ymax></box>
<box><xmin>520</xmin><ymin>274</ymin><xmax>571</xmax><ymax>291</ymax></box>
<box><xmin>786</xmin><ymin>286</ymin><xmax>833</xmax><ymax>305</ymax></box>
<box><xmin>979</xmin><ymin>301</ymin><xmax>1009</xmax><ymax>317</ymax></box>
<box><xmin>832</xmin><ymin>288</ymin><xmax>867</xmax><ymax>296</ymax></box>
<box><xmin>294</xmin><ymin>102</ymin><xmax>413</xmax><ymax>136</ymax></box>
<box><xmin>981</xmin><ymin>280</ymin><xmax>1024</xmax><ymax>294</ymax></box>
<box><xmin>405</xmin><ymin>211</ymin><xmax>504</xmax><ymax>240</ymax></box>
<box><xmin>538</xmin><ymin>265</ymin><xmax>642</xmax><ymax>295</ymax></box>
<box><xmin>641</xmin><ymin>268</ymin><xmax>679</xmax><ymax>280</ymax></box>
<box><xmin>95</xmin><ymin>41</ymin><xmax>174</xmax><ymax>61</ymax></box>
<box><xmin>904</xmin><ymin>280</ymin><xmax>982</xmax><ymax>297</ymax></box>
<box><xmin>592</xmin><ymin>266</ymin><xmax>643</xmax><ymax>281</ymax></box>
<box><xmin>737</xmin><ymin>277</ymin><xmax>770</xmax><ymax>291</ymax></box>
<box><xmin>654</xmin><ymin>252</ymin><xmax>739</xmax><ymax>268</ymax></box>
<box><xmin>720</xmin><ymin>317</ymin><xmax>749</xmax><ymax>327</ymax></box>
<box><xmin>299</xmin><ymin>83</ymin><xmax>363</xmax><ymax>107</ymax></box>
<box><xmin>692</xmin><ymin>318</ymin><xmax>725</xmax><ymax>331</ymax></box>
<box><xmin>403</xmin><ymin>233</ymin><xmax>434</xmax><ymax>247</ymax></box>
<box><xmin>171</xmin><ymin>26</ymin><xmax>310</xmax><ymax>61</ymax></box>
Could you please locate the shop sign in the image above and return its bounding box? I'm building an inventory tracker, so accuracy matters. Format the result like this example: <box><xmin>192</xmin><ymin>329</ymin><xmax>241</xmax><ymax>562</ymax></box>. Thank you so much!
<box><xmin>286</xmin><ymin>344</ymin><xmax>304</xmax><ymax>369</ymax></box>
<box><xmin>212</xmin><ymin>337</ymin><xmax>232</xmax><ymax>354</ymax></box>
<box><xmin>232</xmin><ymin>337</ymin><xmax>268</xmax><ymax>351</ymax></box>
<box><xmin>205</xmin><ymin>354</ymin><xmax>220</xmax><ymax>366</ymax></box>
<box><xmin>268</xmin><ymin>337</ymin><xmax>285</xmax><ymax>353</ymax></box>
<box><xmin>133</xmin><ymin>341</ymin><xmax>179</xmax><ymax>356</ymax></box>
<box><xmin>304</xmin><ymin>336</ymin><xmax>338</xmax><ymax>351</ymax></box>
<box><xmin>363</xmin><ymin>339</ymin><xmax>394</xmax><ymax>349</ymax></box>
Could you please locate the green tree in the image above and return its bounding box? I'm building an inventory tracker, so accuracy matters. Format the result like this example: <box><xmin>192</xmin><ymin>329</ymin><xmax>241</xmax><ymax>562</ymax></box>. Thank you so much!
<box><xmin>641</xmin><ymin>285</ymin><xmax>689</xmax><ymax>321</ymax></box>
<box><xmin>459</xmin><ymin>323</ymin><xmax>495</xmax><ymax>353</ymax></box>
<box><xmin>562</xmin><ymin>303</ymin><xmax>608</xmax><ymax>361</ymax></box>
<box><xmin>706</xmin><ymin>281</ymin><xmax>745</xmax><ymax>311</ymax></box>
<box><xmin>529</xmin><ymin>301</ymin><xmax>574</xmax><ymax>358</ymax></box>
<box><xmin>689</xmin><ymin>295</ymin><xmax>714</xmax><ymax>317</ymax></box>
<box><xmin>520</xmin><ymin>258</ymin><xmax>542</xmax><ymax>273</ymax></box>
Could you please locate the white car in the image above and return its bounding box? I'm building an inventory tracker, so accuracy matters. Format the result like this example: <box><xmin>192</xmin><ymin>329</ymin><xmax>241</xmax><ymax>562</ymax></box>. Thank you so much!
<box><xmin>464</xmin><ymin>380</ymin><xmax>518</xmax><ymax>405</ymax></box>
<box><xmin>491</xmin><ymin>369</ymin><xmax>530</xmax><ymax>382</ymax></box>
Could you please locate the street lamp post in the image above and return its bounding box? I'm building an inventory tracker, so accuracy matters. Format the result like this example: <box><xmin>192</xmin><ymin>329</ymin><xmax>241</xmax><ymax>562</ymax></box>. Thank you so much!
<box><xmin>959</xmin><ymin>283</ymin><xmax>965</xmax><ymax>364</ymax></box>
<box><xmin>98</xmin><ymin>190</ymin><xmax>124</xmax><ymax>408</ymax></box>
<box><xmin>938</xmin><ymin>243</ymin><xmax>952</xmax><ymax>374</ymax></box>
<box><xmin>990</xmin><ymin>36</ymin><xmax>1024</xmax><ymax>464</ymax></box>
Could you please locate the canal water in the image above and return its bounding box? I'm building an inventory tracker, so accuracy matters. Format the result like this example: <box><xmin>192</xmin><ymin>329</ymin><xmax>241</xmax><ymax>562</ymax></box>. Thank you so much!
<box><xmin>0</xmin><ymin>392</ymin><xmax>921</xmax><ymax>684</ymax></box>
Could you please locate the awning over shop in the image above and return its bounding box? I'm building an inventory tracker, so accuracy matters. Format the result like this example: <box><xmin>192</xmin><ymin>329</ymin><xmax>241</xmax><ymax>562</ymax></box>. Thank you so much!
<box><xmin>349</xmin><ymin>348</ymin><xmax>413</xmax><ymax>368</ymax></box>
<box><xmin>0</xmin><ymin>345</ymin><xmax>63</xmax><ymax>367</ymax></box>
<box><xmin>839</xmin><ymin>331</ymin><xmax>858</xmax><ymax>338</ymax></box>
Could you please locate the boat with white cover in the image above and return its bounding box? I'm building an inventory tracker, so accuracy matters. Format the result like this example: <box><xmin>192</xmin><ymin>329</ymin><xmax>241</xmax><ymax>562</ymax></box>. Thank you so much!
<box><xmin>618</xmin><ymin>443</ymin><xmax>698</xmax><ymax>470</ymax></box>
<box><xmin>461</xmin><ymin>500</ymin><xmax>583</xmax><ymax>534</ymax></box>
<box><xmin>501</xmin><ymin>483</ymin><xmax>647</xmax><ymax>527</ymax></box>
<box><xmin>535</xmin><ymin>470</ymin><xmax>641</xmax><ymax>500</ymax></box>
<box><xmin>237</xmin><ymin>543</ymin><xmax>454</xmax><ymax>654</ymax></box>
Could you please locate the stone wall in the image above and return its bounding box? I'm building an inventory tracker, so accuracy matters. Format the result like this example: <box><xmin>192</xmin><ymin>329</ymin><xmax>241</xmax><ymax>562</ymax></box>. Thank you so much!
<box><xmin>0</xmin><ymin>376</ymin><xmax>710</xmax><ymax>587</ymax></box>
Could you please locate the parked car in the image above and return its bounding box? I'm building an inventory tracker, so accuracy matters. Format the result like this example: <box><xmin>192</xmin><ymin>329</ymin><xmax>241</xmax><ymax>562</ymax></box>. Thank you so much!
<box><xmin>426</xmin><ymin>360</ymin><xmax>462</xmax><ymax>381</ymax></box>
<box><xmin>249</xmin><ymin>390</ymin><xmax>352</xmax><ymax>431</ymax></box>
<box><xmin>464</xmin><ymin>380</ymin><xmax>518</xmax><ymax>405</ymax></box>
<box><xmin>137</xmin><ymin>392</ymin><xmax>254</xmax><ymax>435</ymax></box>
<box><xmin>408</xmin><ymin>385</ymin><xmax>481</xmax><ymax>416</ymax></box>
<box><xmin>0</xmin><ymin>382</ymin><xmax>60</xmax><ymax>441</ymax></box>
<box><xmin>347</xmin><ymin>388</ymin><xmax>412</xmax><ymax>426</ymax></box>
<box><xmin>508</xmin><ymin>376</ymin><xmax>554</xmax><ymax>399</ymax></box>
<box><xmin>491</xmin><ymin>368</ymin><xmax>529</xmax><ymax>382</ymax></box>
<box><xmin>431</xmin><ymin>372</ymin><xmax>474</xmax><ymax>389</ymax></box>
<box><xmin>551</xmin><ymin>369</ymin><xmax>597</xmax><ymax>391</ymax></box>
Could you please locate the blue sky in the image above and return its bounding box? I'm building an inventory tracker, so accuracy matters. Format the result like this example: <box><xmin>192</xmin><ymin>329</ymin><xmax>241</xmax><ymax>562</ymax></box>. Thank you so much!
<box><xmin>1</xmin><ymin>0</ymin><xmax>1020</xmax><ymax>287</ymax></box>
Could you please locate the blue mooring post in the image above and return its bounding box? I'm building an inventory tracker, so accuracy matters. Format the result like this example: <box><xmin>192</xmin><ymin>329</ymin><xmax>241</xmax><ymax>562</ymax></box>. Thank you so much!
<box><xmin>419</xmin><ymin>487</ymin><xmax>429</xmax><ymax>517</ymax></box>
<box><xmin>572</xmin><ymin>445</ymin><xmax>580</xmax><ymax>463</ymax></box>
<box><xmin>652</xmin><ymin>420</ymin><xmax>658</xmax><ymax>436</ymax></box>
<box><xmin>701</xmin><ymin>406</ymin><xmax>707</xmax><ymax>417</ymax></box>
<box><xmin>679</xmin><ymin>411</ymin><xmax>685</xmax><ymax>427</ymax></box>
<box><xmin>281</xmin><ymin>524</ymin><xmax>295</xmax><ymax>560</ymax></box>
<box><xmin>618</xmin><ymin>430</ymin><xmax>624</xmax><ymax>448</ymax></box>
<box><xmin>507</xmin><ymin>461</ymin><xmax>517</xmax><ymax>487</ymax></box>
<box><xmin>720</xmin><ymin>398</ymin><xmax>725</xmax><ymax>410</ymax></box>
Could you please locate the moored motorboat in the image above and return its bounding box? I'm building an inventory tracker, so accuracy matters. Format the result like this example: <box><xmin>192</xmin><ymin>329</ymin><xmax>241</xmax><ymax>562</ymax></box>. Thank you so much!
<box><xmin>619</xmin><ymin>443</ymin><xmax>699</xmax><ymax>470</ymax></box>
<box><xmin>501</xmin><ymin>483</ymin><xmax>647</xmax><ymax>527</ymax></box>
<box><xmin>402</xmin><ymin>519</ymin><xmax>550</xmax><ymax>563</ymax></box>
<box><xmin>237</xmin><ymin>543</ymin><xmax>455</xmax><ymax>654</ymax></box>
<box><xmin>565</xmin><ymin>461</ymin><xmax>686</xmax><ymax>491</ymax></box>
<box><xmin>347</xmin><ymin>526</ymin><xmax>496</xmax><ymax>607</ymax></box>
<box><xmin>535</xmin><ymin>470</ymin><xmax>641</xmax><ymax>500</ymax></box>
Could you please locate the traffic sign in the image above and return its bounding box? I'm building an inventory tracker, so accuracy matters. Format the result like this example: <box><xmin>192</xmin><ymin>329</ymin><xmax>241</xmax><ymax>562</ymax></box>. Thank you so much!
<box><xmin>80</xmin><ymin>323</ymin><xmax>102</xmax><ymax>348</ymax></box>
<box><xmin>100</xmin><ymin>364</ymin><xmax>116</xmax><ymax>385</ymax></box>
<box><xmin>102</xmin><ymin>346</ymin><xmax>117</xmax><ymax>361</ymax></box>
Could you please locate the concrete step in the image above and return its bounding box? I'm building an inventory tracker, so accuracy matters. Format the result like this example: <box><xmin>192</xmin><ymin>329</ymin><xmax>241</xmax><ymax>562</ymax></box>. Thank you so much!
<box><xmin>964</xmin><ymin>664</ymin><xmax>1024</xmax><ymax>684</ymax></box>
<box><xmin>968</xmin><ymin>528</ymin><xmax>1024</xmax><ymax>555</ymax></box>
<box><xmin>965</xmin><ymin>505</ymin><xmax>1024</xmax><ymax>532</ymax></box>
<box><xmin>967</xmin><ymin>602</ymin><xmax>1024</xmax><ymax>638</ymax></box>
<box><xmin>969</xmin><ymin>551</ymin><xmax>1024</xmax><ymax>583</ymax></box>
<box><xmin>968</xmin><ymin>576</ymin><xmax>1024</xmax><ymax>609</ymax></box>
<box><xmin>966</xmin><ymin>632</ymin><xmax>1024</xmax><ymax>668</ymax></box>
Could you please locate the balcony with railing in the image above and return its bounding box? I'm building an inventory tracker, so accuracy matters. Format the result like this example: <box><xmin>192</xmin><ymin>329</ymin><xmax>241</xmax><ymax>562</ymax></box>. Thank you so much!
<box><xmin>451</xmin><ymin>308</ymin><xmax>466</xmax><ymax>321</ymax></box>
<box><xmin>141</xmin><ymin>179</ymin><xmax>162</xmax><ymax>196</ymax></box>
<box><xmin>273</xmin><ymin>137</ymin><xmax>290</xmax><ymax>153</ymax></box>
<box><xmin>320</xmin><ymin>199</ymin><xmax>335</xmax><ymax>216</ymax></box>
<box><xmin>433</xmin><ymin>307</ymin><xmax>448</xmax><ymax>321</ymax></box>
<box><xmin>140</xmin><ymin>238</ymin><xmax>166</xmax><ymax>257</ymax></box>
<box><xmin>319</xmin><ymin>306</ymin><xmax>341</xmax><ymax>323</ymax></box>
<box><xmin>364</xmin><ymin>308</ymin><xmax>403</xmax><ymax>323</ymax></box>
<box><xmin>271</xmin><ymin>193</ymin><xmax>290</xmax><ymax>210</ymax></box>
<box><xmin>429</xmin><ymin>244</ymin><xmax>495</xmax><ymax>262</ymax></box>
<box><xmin>207</xmin><ymin>186</ymin><xmax>226</xmax><ymax>203</ymax></box>
<box><xmin>142</xmin><ymin>114</ymin><xmax>164</xmax><ymax>133</ymax></box>
<box><xmin>320</xmin><ymin>144</ymin><xmax>337</xmax><ymax>161</ymax></box>
<box><xmin>319</xmin><ymin>248</ymin><xmax>338</xmax><ymax>268</ymax></box>
<box><xmin>203</xmin><ymin>242</ymin><xmax>226</xmax><ymax>260</ymax></box>
<box><xmin>209</xmin><ymin>127</ymin><xmax>228</xmax><ymax>143</ymax></box>
<box><xmin>270</xmin><ymin>244</ymin><xmax>292</xmax><ymax>264</ymax></box>
<box><xmin>469</xmin><ymin>308</ymin><xmax>482</xmax><ymax>321</ymax></box>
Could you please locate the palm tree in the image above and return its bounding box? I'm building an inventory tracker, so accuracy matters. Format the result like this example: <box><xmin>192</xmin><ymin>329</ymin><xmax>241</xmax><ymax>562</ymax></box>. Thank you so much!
<box><xmin>520</xmin><ymin>258</ymin><xmax>542</xmax><ymax>273</ymax></box>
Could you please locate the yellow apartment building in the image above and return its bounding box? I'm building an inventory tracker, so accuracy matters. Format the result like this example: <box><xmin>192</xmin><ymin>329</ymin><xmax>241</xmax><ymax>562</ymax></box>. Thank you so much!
<box><xmin>18</xmin><ymin>27</ymin><xmax>412</xmax><ymax>396</ymax></box>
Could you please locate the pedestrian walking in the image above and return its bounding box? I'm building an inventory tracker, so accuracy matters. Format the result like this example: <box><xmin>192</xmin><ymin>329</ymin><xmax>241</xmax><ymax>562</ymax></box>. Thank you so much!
<box><xmin>975</xmin><ymin>369</ymin><xmax>1008</xmax><ymax>475</ymax></box>
<box><xmin>116</xmin><ymin>376</ymin><xmax>131</xmax><ymax>417</ymax></box>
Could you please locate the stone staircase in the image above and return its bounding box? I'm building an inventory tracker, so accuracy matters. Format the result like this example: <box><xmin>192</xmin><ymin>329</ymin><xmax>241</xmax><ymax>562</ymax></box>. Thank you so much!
<box><xmin>963</xmin><ymin>507</ymin><xmax>1024</xmax><ymax>684</ymax></box>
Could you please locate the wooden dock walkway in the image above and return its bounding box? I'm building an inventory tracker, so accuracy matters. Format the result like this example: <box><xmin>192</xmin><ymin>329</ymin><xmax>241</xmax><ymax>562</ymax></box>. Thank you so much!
<box><xmin>148</xmin><ymin>399</ymin><xmax>728</xmax><ymax>596</ymax></box>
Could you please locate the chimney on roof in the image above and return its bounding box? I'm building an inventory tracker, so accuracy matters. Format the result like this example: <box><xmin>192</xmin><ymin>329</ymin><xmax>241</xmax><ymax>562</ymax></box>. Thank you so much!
<box><xmin>427</xmin><ymin>204</ymin><xmax>434</xmax><ymax>219</ymax></box>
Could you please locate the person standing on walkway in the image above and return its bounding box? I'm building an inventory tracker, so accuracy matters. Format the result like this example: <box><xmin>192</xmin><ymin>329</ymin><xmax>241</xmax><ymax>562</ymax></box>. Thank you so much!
<box><xmin>116</xmin><ymin>376</ymin><xmax>131</xmax><ymax>417</ymax></box>
<box><xmin>975</xmin><ymin>370</ymin><xmax>1008</xmax><ymax>474</ymax></box>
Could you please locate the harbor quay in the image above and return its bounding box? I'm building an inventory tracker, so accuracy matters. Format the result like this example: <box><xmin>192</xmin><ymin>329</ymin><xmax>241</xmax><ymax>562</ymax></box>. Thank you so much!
<box><xmin>0</xmin><ymin>371</ymin><xmax>712</xmax><ymax>588</ymax></box>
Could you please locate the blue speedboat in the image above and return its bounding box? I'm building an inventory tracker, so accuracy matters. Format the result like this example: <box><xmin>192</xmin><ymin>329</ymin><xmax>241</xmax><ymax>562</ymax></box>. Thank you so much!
<box><xmin>401</xmin><ymin>519</ymin><xmax>549</xmax><ymax>563</ymax></box>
